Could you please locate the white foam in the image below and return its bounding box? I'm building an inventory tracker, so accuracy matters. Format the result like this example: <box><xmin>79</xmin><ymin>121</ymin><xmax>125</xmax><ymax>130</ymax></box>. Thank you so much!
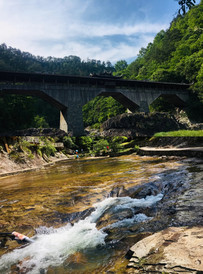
<box><xmin>112</xmin><ymin>193</ymin><xmax>163</xmax><ymax>212</ymax></box>
<box><xmin>0</xmin><ymin>221</ymin><xmax>106</xmax><ymax>274</ymax></box>
<box><xmin>104</xmin><ymin>213</ymin><xmax>150</xmax><ymax>230</ymax></box>
<box><xmin>0</xmin><ymin>193</ymin><xmax>162</xmax><ymax>273</ymax></box>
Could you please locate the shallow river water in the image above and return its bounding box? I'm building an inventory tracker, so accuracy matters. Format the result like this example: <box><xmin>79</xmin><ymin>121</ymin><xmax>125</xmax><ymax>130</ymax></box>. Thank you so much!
<box><xmin>0</xmin><ymin>154</ymin><xmax>199</xmax><ymax>273</ymax></box>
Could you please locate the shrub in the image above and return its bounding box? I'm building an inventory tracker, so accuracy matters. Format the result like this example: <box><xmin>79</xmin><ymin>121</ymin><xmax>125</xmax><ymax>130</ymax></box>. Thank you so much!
<box><xmin>38</xmin><ymin>137</ymin><xmax>56</xmax><ymax>157</ymax></box>
<box><xmin>134</xmin><ymin>145</ymin><xmax>140</xmax><ymax>152</ymax></box>
<box><xmin>19</xmin><ymin>139</ymin><xmax>34</xmax><ymax>159</ymax></box>
<box><xmin>33</xmin><ymin>115</ymin><xmax>49</xmax><ymax>128</ymax></box>
<box><xmin>93</xmin><ymin>139</ymin><xmax>109</xmax><ymax>156</ymax></box>
<box><xmin>63</xmin><ymin>136</ymin><xmax>76</xmax><ymax>149</ymax></box>
<box><xmin>9</xmin><ymin>151</ymin><xmax>26</xmax><ymax>163</ymax></box>
<box><xmin>77</xmin><ymin>136</ymin><xmax>93</xmax><ymax>152</ymax></box>
<box><xmin>109</xmin><ymin>136</ymin><xmax>128</xmax><ymax>154</ymax></box>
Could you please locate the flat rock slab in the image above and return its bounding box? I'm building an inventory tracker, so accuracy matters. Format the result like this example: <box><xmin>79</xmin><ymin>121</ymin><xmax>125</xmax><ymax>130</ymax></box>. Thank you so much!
<box><xmin>138</xmin><ymin>146</ymin><xmax>203</xmax><ymax>157</ymax></box>
<box><xmin>128</xmin><ymin>226</ymin><xmax>203</xmax><ymax>273</ymax></box>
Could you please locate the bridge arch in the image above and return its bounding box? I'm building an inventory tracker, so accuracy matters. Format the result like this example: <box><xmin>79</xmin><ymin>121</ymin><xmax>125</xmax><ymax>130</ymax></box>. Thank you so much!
<box><xmin>152</xmin><ymin>93</ymin><xmax>187</xmax><ymax>108</ymax></box>
<box><xmin>0</xmin><ymin>71</ymin><xmax>191</xmax><ymax>136</ymax></box>
<box><xmin>82</xmin><ymin>93</ymin><xmax>128</xmax><ymax>127</ymax></box>
<box><xmin>0</xmin><ymin>89</ymin><xmax>65</xmax><ymax>131</ymax></box>
<box><xmin>0</xmin><ymin>89</ymin><xmax>66</xmax><ymax>110</ymax></box>
<box><xmin>98</xmin><ymin>91</ymin><xmax>139</xmax><ymax>112</ymax></box>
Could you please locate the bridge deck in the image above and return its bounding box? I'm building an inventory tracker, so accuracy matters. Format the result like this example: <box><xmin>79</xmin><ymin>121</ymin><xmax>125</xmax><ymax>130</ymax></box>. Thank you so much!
<box><xmin>0</xmin><ymin>70</ymin><xmax>191</xmax><ymax>90</ymax></box>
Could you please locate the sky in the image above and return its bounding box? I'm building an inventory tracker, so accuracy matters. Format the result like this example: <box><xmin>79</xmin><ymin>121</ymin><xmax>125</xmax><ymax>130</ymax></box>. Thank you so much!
<box><xmin>0</xmin><ymin>0</ymin><xmax>201</xmax><ymax>64</ymax></box>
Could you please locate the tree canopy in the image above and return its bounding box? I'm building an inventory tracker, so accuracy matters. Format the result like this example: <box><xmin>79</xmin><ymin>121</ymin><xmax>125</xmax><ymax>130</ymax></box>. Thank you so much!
<box><xmin>124</xmin><ymin>1</ymin><xmax>202</xmax><ymax>121</ymax></box>
<box><xmin>177</xmin><ymin>0</ymin><xmax>196</xmax><ymax>15</ymax></box>
<box><xmin>0</xmin><ymin>44</ymin><xmax>114</xmax><ymax>76</ymax></box>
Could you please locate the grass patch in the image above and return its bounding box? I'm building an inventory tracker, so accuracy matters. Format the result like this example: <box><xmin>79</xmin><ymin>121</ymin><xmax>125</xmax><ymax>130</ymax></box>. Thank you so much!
<box><xmin>153</xmin><ymin>130</ymin><xmax>203</xmax><ymax>137</ymax></box>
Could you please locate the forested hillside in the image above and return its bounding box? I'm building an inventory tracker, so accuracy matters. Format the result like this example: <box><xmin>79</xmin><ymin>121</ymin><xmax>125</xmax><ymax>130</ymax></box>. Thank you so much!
<box><xmin>125</xmin><ymin>2</ymin><xmax>202</xmax><ymax>94</ymax></box>
<box><xmin>117</xmin><ymin>1</ymin><xmax>202</xmax><ymax>121</ymax></box>
<box><xmin>0</xmin><ymin>43</ymin><xmax>114</xmax><ymax>76</ymax></box>
<box><xmin>0</xmin><ymin>1</ymin><xmax>202</xmax><ymax>133</ymax></box>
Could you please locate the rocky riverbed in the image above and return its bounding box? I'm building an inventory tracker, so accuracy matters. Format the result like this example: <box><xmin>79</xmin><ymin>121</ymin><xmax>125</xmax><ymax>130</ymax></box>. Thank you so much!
<box><xmin>0</xmin><ymin>130</ymin><xmax>202</xmax><ymax>272</ymax></box>
<box><xmin>0</xmin><ymin>152</ymin><xmax>202</xmax><ymax>273</ymax></box>
<box><xmin>128</xmin><ymin>226</ymin><xmax>203</xmax><ymax>273</ymax></box>
<box><xmin>89</xmin><ymin>156</ymin><xmax>203</xmax><ymax>273</ymax></box>
<box><xmin>125</xmin><ymin>158</ymin><xmax>203</xmax><ymax>273</ymax></box>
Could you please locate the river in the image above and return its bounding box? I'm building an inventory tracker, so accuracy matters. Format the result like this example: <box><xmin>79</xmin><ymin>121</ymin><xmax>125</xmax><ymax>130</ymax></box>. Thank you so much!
<box><xmin>0</xmin><ymin>154</ymin><xmax>201</xmax><ymax>273</ymax></box>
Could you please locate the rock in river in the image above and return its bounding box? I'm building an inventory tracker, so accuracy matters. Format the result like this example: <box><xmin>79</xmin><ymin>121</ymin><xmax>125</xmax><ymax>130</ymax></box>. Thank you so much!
<box><xmin>127</xmin><ymin>226</ymin><xmax>203</xmax><ymax>273</ymax></box>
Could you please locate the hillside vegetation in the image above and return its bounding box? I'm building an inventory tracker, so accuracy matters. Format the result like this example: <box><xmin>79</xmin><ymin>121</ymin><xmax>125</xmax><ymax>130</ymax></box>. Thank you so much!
<box><xmin>117</xmin><ymin>2</ymin><xmax>203</xmax><ymax>121</ymax></box>
<box><xmin>0</xmin><ymin>44</ymin><xmax>114</xmax><ymax>76</ymax></box>
<box><xmin>126</xmin><ymin>3</ymin><xmax>202</xmax><ymax>91</ymax></box>
<box><xmin>0</xmin><ymin>1</ymin><xmax>202</xmax><ymax>132</ymax></box>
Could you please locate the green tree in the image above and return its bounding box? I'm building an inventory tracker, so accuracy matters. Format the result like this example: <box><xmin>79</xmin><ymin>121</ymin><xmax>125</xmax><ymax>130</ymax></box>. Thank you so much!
<box><xmin>82</xmin><ymin>96</ymin><xmax>126</xmax><ymax>127</ymax></box>
<box><xmin>124</xmin><ymin>2</ymin><xmax>202</xmax><ymax>120</ymax></box>
<box><xmin>115</xmin><ymin>60</ymin><xmax>128</xmax><ymax>73</ymax></box>
<box><xmin>33</xmin><ymin>115</ymin><xmax>49</xmax><ymax>128</ymax></box>
<box><xmin>176</xmin><ymin>0</ymin><xmax>196</xmax><ymax>15</ymax></box>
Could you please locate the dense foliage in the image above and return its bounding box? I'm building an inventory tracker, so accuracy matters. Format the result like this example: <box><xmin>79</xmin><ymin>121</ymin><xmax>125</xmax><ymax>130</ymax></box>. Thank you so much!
<box><xmin>122</xmin><ymin>1</ymin><xmax>203</xmax><ymax>121</ymax></box>
<box><xmin>82</xmin><ymin>96</ymin><xmax>126</xmax><ymax>127</ymax></box>
<box><xmin>0</xmin><ymin>95</ymin><xmax>59</xmax><ymax>132</ymax></box>
<box><xmin>126</xmin><ymin>2</ymin><xmax>202</xmax><ymax>87</ymax></box>
<box><xmin>177</xmin><ymin>0</ymin><xmax>196</xmax><ymax>15</ymax></box>
<box><xmin>0</xmin><ymin>43</ymin><xmax>114</xmax><ymax>76</ymax></box>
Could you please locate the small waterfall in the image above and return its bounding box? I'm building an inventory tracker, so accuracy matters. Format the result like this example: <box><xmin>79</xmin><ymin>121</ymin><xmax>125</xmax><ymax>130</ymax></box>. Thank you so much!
<box><xmin>0</xmin><ymin>193</ymin><xmax>163</xmax><ymax>273</ymax></box>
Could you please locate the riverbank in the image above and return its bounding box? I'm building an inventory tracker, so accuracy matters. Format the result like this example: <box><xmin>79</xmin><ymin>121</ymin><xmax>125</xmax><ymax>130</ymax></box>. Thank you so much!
<box><xmin>136</xmin><ymin>136</ymin><xmax>203</xmax><ymax>157</ymax></box>
<box><xmin>0</xmin><ymin>151</ymin><xmax>69</xmax><ymax>178</ymax></box>
<box><xmin>0</xmin><ymin>136</ymin><xmax>202</xmax><ymax>177</ymax></box>
<box><xmin>138</xmin><ymin>146</ymin><xmax>203</xmax><ymax>157</ymax></box>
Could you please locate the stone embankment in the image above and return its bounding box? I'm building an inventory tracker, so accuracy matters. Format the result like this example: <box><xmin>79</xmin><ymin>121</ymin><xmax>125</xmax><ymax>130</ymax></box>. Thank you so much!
<box><xmin>138</xmin><ymin>146</ymin><xmax>203</xmax><ymax>157</ymax></box>
<box><xmin>138</xmin><ymin>136</ymin><xmax>203</xmax><ymax>158</ymax></box>
<box><xmin>131</xmin><ymin>136</ymin><xmax>203</xmax><ymax>158</ymax></box>
<box><xmin>0</xmin><ymin>150</ymin><xmax>69</xmax><ymax>177</ymax></box>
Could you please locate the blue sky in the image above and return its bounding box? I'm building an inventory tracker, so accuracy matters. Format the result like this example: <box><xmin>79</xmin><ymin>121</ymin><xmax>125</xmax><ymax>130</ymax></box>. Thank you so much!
<box><xmin>0</xmin><ymin>0</ymin><xmax>200</xmax><ymax>63</ymax></box>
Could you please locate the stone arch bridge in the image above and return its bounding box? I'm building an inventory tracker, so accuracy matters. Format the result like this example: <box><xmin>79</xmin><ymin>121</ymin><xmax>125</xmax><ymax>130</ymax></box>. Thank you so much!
<box><xmin>0</xmin><ymin>71</ymin><xmax>191</xmax><ymax>136</ymax></box>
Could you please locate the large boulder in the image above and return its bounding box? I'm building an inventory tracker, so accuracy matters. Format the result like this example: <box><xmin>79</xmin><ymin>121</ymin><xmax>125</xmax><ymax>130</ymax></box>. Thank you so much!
<box><xmin>101</xmin><ymin>113</ymin><xmax>186</xmax><ymax>137</ymax></box>
<box><xmin>128</xmin><ymin>226</ymin><xmax>203</xmax><ymax>273</ymax></box>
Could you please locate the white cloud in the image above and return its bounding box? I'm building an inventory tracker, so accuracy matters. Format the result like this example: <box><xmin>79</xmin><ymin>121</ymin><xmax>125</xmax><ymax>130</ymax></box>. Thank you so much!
<box><xmin>29</xmin><ymin>33</ymin><xmax>155</xmax><ymax>63</ymax></box>
<box><xmin>0</xmin><ymin>0</ymin><xmax>171</xmax><ymax>62</ymax></box>
<box><xmin>66</xmin><ymin>22</ymin><xmax>168</xmax><ymax>38</ymax></box>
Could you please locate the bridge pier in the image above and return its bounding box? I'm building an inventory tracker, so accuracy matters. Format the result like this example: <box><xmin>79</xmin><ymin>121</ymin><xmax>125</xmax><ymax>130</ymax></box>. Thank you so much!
<box><xmin>0</xmin><ymin>71</ymin><xmax>191</xmax><ymax>137</ymax></box>
<box><xmin>139</xmin><ymin>101</ymin><xmax>150</xmax><ymax>113</ymax></box>
<box><xmin>60</xmin><ymin>109</ymin><xmax>68</xmax><ymax>133</ymax></box>
<box><xmin>60</xmin><ymin>104</ymin><xmax>84</xmax><ymax>136</ymax></box>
